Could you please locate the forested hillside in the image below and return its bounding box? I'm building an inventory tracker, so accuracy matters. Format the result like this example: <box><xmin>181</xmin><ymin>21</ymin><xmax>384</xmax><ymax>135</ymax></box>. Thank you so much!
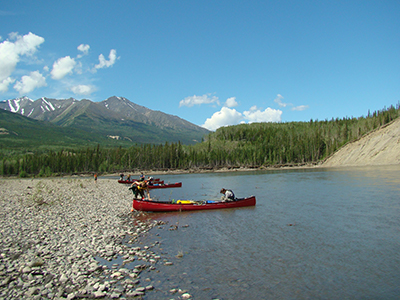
<box><xmin>204</xmin><ymin>105</ymin><xmax>399</xmax><ymax>166</ymax></box>
<box><xmin>1</xmin><ymin>104</ymin><xmax>399</xmax><ymax>177</ymax></box>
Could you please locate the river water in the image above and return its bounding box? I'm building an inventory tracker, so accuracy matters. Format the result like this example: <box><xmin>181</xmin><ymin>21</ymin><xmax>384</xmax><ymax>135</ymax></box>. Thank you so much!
<box><xmin>124</xmin><ymin>165</ymin><xmax>400</xmax><ymax>299</ymax></box>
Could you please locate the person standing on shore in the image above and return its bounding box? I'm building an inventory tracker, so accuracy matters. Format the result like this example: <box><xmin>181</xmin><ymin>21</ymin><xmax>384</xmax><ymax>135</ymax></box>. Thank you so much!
<box><xmin>94</xmin><ymin>173</ymin><xmax>98</xmax><ymax>183</ymax></box>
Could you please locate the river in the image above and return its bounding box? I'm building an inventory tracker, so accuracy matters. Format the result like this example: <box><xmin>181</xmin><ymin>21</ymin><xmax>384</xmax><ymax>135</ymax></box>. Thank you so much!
<box><xmin>122</xmin><ymin>165</ymin><xmax>400</xmax><ymax>299</ymax></box>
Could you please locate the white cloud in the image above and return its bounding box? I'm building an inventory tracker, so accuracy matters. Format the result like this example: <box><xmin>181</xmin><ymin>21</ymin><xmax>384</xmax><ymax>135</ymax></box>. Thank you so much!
<box><xmin>197</xmin><ymin>95</ymin><xmax>284</xmax><ymax>130</ymax></box>
<box><xmin>70</xmin><ymin>84</ymin><xmax>95</xmax><ymax>96</ymax></box>
<box><xmin>0</xmin><ymin>31</ymin><xmax>120</xmax><ymax>98</ymax></box>
<box><xmin>179</xmin><ymin>94</ymin><xmax>220</xmax><ymax>107</ymax></box>
<box><xmin>0</xmin><ymin>32</ymin><xmax>44</xmax><ymax>91</ymax></box>
<box><xmin>12</xmin><ymin>32</ymin><xmax>45</xmax><ymax>56</ymax></box>
<box><xmin>51</xmin><ymin>56</ymin><xmax>76</xmax><ymax>80</ymax></box>
<box><xmin>291</xmin><ymin>105</ymin><xmax>309</xmax><ymax>111</ymax></box>
<box><xmin>94</xmin><ymin>49</ymin><xmax>117</xmax><ymax>70</ymax></box>
<box><xmin>74</xmin><ymin>61</ymin><xmax>83</xmax><ymax>74</ymax></box>
<box><xmin>190</xmin><ymin>93</ymin><xmax>288</xmax><ymax>130</ymax></box>
<box><xmin>0</xmin><ymin>77</ymin><xmax>15</xmax><ymax>92</ymax></box>
<box><xmin>77</xmin><ymin>44</ymin><xmax>90</xmax><ymax>57</ymax></box>
<box><xmin>243</xmin><ymin>107</ymin><xmax>282</xmax><ymax>123</ymax></box>
<box><xmin>274</xmin><ymin>94</ymin><xmax>289</xmax><ymax>107</ymax></box>
<box><xmin>225</xmin><ymin>97</ymin><xmax>238</xmax><ymax>107</ymax></box>
<box><xmin>202</xmin><ymin>107</ymin><xmax>243</xmax><ymax>131</ymax></box>
<box><xmin>274</xmin><ymin>94</ymin><xmax>308</xmax><ymax>112</ymax></box>
<box><xmin>14</xmin><ymin>71</ymin><xmax>47</xmax><ymax>94</ymax></box>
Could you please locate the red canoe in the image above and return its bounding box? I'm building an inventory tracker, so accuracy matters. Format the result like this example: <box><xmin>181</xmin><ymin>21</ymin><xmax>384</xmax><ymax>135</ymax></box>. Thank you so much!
<box><xmin>148</xmin><ymin>182</ymin><xmax>182</xmax><ymax>189</ymax></box>
<box><xmin>118</xmin><ymin>180</ymin><xmax>164</xmax><ymax>185</ymax></box>
<box><xmin>132</xmin><ymin>196</ymin><xmax>256</xmax><ymax>212</ymax></box>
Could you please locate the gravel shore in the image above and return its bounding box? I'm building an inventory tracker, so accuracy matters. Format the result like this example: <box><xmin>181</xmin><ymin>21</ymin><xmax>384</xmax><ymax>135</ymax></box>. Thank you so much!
<box><xmin>0</xmin><ymin>177</ymin><xmax>185</xmax><ymax>299</ymax></box>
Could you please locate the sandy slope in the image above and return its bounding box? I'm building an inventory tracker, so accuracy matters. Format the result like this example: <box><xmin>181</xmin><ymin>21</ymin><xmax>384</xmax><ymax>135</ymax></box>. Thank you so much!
<box><xmin>322</xmin><ymin>118</ymin><xmax>400</xmax><ymax>167</ymax></box>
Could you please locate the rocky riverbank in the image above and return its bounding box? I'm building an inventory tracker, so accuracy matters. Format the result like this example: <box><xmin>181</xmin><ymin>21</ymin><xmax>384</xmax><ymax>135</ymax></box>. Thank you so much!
<box><xmin>0</xmin><ymin>178</ymin><xmax>191</xmax><ymax>299</ymax></box>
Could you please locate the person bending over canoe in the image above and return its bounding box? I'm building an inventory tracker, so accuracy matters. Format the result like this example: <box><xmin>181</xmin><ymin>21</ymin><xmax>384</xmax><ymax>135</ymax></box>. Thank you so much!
<box><xmin>129</xmin><ymin>180</ymin><xmax>151</xmax><ymax>200</ymax></box>
<box><xmin>220</xmin><ymin>188</ymin><xmax>235</xmax><ymax>201</ymax></box>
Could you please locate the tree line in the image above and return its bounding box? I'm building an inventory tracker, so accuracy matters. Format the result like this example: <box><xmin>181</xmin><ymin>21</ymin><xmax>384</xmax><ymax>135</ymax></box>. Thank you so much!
<box><xmin>1</xmin><ymin>104</ymin><xmax>399</xmax><ymax>177</ymax></box>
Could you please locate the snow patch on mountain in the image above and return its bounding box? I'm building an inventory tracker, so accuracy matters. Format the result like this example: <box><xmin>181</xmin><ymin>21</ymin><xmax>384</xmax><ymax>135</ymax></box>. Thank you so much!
<box><xmin>28</xmin><ymin>108</ymin><xmax>34</xmax><ymax>117</ymax></box>
<box><xmin>42</xmin><ymin>97</ymin><xmax>55</xmax><ymax>111</ymax></box>
<box><xmin>9</xmin><ymin>99</ymin><xmax>20</xmax><ymax>113</ymax></box>
<box><xmin>6</xmin><ymin>97</ymin><xmax>33</xmax><ymax>114</ymax></box>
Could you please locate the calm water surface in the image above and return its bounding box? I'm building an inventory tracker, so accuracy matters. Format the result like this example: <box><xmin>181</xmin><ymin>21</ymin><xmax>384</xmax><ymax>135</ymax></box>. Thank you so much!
<box><xmin>123</xmin><ymin>165</ymin><xmax>400</xmax><ymax>299</ymax></box>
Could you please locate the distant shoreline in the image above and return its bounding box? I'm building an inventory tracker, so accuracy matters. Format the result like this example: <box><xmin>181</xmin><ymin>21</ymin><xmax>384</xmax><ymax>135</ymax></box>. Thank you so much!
<box><xmin>3</xmin><ymin>160</ymin><xmax>400</xmax><ymax>180</ymax></box>
<box><xmin>105</xmin><ymin>162</ymin><xmax>322</xmax><ymax>177</ymax></box>
<box><xmin>0</xmin><ymin>162</ymin><xmax>323</xmax><ymax>180</ymax></box>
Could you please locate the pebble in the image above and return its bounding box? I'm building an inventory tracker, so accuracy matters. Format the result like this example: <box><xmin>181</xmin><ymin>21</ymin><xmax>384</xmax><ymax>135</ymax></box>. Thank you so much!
<box><xmin>127</xmin><ymin>290</ymin><xmax>145</xmax><ymax>297</ymax></box>
<box><xmin>0</xmin><ymin>178</ymin><xmax>191</xmax><ymax>299</ymax></box>
<box><xmin>93</xmin><ymin>290</ymin><xmax>106</xmax><ymax>298</ymax></box>
<box><xmin>59</xmin><ymin>274</ymin><xmax>68</xmax><ymax>283</ymax></box>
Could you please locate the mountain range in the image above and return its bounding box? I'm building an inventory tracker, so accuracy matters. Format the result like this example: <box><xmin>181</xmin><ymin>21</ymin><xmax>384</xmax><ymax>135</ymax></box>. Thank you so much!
<box><xmin>0</xmin><ymin>96</ymin><xmax>209</xmax><ymax>148</ymax></box>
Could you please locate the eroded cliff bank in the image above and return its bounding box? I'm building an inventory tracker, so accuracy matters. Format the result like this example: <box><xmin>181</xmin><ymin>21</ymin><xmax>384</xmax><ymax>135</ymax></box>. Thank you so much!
<box><xmin>322</xmin><ymin>118</ymin><xmax>400</xmax><ymax>167</ymax></box>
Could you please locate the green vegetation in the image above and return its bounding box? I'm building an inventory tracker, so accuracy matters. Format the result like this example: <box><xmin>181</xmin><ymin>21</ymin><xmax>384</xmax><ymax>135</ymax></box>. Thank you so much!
<box><xmin>1</xmin><ymin>104</ymin><xmax>399</xmax><ymax>177</ymax></box>
<box><xmin>0</xmin><ymin>107</ymin><xmax>207</xmax><ymax>152</ymax></box>
<box><xmin>0</xmin><ymin>109</ymin><xmax>134</xmax><ymax>152</ymax></box>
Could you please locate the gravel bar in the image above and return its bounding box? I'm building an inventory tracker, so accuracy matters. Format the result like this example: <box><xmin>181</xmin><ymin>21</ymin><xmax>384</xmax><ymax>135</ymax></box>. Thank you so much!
<box><xmin>0</xmin><ymin>177</ymin><xmax>187</xmax><ymax>299</ymax></box>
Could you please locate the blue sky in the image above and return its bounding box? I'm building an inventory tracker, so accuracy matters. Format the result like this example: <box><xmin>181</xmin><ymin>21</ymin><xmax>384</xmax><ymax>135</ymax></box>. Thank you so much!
<box><xmin>1</xmin><ymin>1</ymin><xmax>399</xmax><ymax>131</ymax></box>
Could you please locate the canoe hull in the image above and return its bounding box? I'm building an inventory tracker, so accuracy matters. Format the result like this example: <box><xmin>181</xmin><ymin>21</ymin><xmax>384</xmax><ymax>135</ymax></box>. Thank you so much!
<box><xmin>132</xmin><ymin>196</ymin><xmax>256</xmax><ymax>212</ymax></box>
<box><xmin>148</xmin><ymin>182</ymin><xmax>182</xmax><ymax>189</ymax></box>
<box><xmin>118</xmin><ymin>180</ymin><xmax>164</xmax><ymax>185</ymax></box>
